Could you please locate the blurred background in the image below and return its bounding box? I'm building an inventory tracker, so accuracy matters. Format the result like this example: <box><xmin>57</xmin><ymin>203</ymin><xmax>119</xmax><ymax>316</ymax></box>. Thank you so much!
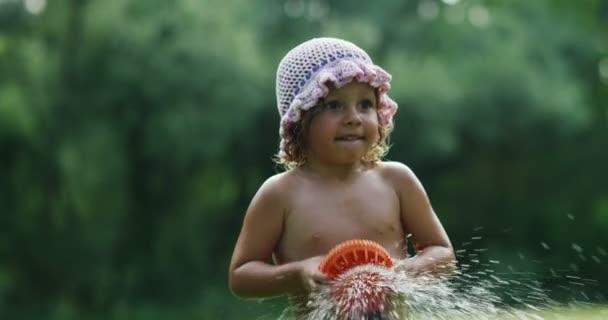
<box><xmin>1</xmin><ymin>0</ymin><xmax>607</xmax><ymax>319</ymax></box>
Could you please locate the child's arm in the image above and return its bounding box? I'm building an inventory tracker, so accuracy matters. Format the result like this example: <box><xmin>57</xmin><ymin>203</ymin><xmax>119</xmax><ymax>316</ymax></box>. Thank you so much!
<box><xmin>385</xmin><ymin>162</ymin><xmax>456</xmax><ymax>275</ymax></box>
<box><xmin>229</xmin><ymin>175</ymin><xmax>327</xmax><ymax>298</ymax></box>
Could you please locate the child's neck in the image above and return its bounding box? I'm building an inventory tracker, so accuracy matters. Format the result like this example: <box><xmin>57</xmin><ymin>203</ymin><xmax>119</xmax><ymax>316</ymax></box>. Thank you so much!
<box><xmin>301</xmin><ymin>159</ymin><xmax>368</xmax><ymax>181</ymax></box>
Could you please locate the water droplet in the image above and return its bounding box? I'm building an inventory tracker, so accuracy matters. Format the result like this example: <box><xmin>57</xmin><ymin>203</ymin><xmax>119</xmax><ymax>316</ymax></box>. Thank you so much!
<box><xmin>571</xmin><ymin>243</ymin><xmax>583</xmax><ymax>253</ymax></box>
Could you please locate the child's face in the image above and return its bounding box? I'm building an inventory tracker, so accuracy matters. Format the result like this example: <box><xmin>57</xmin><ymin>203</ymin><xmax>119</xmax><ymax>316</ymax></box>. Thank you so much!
<box><xmin>304</xmin><ymin>81</ymin><xmax>380</xmax><ymax>165</ymax></box>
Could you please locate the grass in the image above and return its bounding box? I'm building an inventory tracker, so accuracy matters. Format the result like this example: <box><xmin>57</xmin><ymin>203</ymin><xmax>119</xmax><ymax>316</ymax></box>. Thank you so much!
<box><xmin>11</xmin><ymin>300</ymin><xmax>605</xmax><ymax>319</ymax></box>
<box><xmin>450</xmin><ymin>305</ymin><xmax>608</xmax><ymax>320</ymax></box>
<box><xmin>536</xmin><ymin>305</ymin><xmax>608</xmax><ymax>320</ymax></box>
<box><xmin>259</xmin><ymin>305</ymin><xmax>608</xmax><ymax>319</ymax></box>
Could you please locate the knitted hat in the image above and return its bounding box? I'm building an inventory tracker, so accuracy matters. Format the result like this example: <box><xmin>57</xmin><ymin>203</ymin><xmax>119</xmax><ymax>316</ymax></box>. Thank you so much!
<box><xmin>276</xmin><ymin>37</ymin><xmax>398</xmax><ymax>159</ymax></box>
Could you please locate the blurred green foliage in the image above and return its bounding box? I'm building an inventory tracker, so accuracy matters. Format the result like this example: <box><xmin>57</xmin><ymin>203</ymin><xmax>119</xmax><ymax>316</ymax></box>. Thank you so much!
<box><xmin>1</xmin><ymin>0</ymin><xmax>607</xmax><ymax>318</ymax></box>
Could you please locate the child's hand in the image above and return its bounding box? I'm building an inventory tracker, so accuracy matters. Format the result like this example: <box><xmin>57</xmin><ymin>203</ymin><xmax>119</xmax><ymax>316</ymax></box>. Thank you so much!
<box><xmin>391</xmin><ymin>258</ymin><xmax>413</xmax><ymax>275</ymax></box>
<box><xmin>392</xmin><ymin>255</ymin><xmax>457</xmax><ymax>278</ymax></box>
<box><xmin>295</xmin><ymin>255</ymin><xmax>328</xmax><ymax>293</ymax></box>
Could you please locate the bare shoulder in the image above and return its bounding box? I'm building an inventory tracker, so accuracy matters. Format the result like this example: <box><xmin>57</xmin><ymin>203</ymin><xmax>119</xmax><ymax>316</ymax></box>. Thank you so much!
<box><xmin>250</xmin><ymin>169</ymin><xmax>305</xmax><ymax>216</ymax></box>
<box><xmin>376</xmin><ymin>161</ymin><xmax>420</xmax><ymax>189</ymax></box>
<box><xmin>253</xmin><ymin>170</ymin><xmax>296</xmax><ymax>208</ymax></box>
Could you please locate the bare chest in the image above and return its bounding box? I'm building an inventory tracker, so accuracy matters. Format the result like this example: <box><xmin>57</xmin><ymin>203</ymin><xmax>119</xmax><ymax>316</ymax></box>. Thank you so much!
<box><xmin>277</xmin><ymin>179</ymin><xmax>404</xmax><ymax>262</ymax></box>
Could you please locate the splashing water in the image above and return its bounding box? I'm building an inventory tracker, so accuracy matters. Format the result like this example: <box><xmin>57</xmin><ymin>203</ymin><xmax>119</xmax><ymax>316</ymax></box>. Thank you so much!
<box><xmin>274</xmin><ymin>230</ymin><xmax>604</xmax><ymax>319</ymax></box>
<box><xmin>305</xmin><ymin>265</ymin><xmax>407</xmax><ymax>319</ymax></box>
<box><xmin>301</xmin><ymin>264</ymin><xmax>505</xmax><ymax>320</ymax></box>
<box><xmin>277</xmin><ymin>257</ymin><xmax>600</xmax><ymax>319</ymax></box>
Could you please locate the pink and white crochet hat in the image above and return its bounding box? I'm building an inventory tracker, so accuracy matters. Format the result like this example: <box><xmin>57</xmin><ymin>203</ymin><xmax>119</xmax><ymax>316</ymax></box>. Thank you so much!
<box><xmin>276</xmin><ymin>37</ymin><xmax>398</xmax><ymax>159</ymax></box>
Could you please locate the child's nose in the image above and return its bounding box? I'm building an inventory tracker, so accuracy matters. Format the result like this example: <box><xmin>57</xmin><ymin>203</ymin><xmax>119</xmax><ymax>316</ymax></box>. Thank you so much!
<box><xmin>343</xmin><ymin>104</ymin><xmax>362</xmax><ymax>125</ymax></box>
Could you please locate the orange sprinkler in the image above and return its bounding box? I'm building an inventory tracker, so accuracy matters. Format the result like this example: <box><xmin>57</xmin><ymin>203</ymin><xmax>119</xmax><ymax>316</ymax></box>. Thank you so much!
<box><xmin>319</xmin><ymin>239</ymin><xmax>393</xmax><ymax>278</ymax></box>
<box><xmin>319</xmin><ymin>240</ymin><xmax>396</xmax><ymax>316</ymax></box>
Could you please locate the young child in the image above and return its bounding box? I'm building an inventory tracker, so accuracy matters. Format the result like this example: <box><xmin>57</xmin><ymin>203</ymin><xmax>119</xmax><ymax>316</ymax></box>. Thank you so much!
<box><xmin>229</xmin><ymin>37</ymin><xmax>455</xmax><ymax>318</ymax></box>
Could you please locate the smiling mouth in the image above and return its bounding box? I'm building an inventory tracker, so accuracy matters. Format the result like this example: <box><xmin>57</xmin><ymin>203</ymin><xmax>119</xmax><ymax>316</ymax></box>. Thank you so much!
<box><xmin>335</xmin><ymin>135</ymin><xmax>365</xmax><ymax>141</ymax></box>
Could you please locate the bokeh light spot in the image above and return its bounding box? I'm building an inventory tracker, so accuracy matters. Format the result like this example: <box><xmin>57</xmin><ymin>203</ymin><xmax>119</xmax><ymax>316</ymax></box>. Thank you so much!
<box><xmin>468</xmin><ymin>5</ymin><xmax>490</xmax><ymax>28</ymax></box>
<box><xmin>444</xmin><ymin>5</ymin><xmax>465</xmax><ymax>24</ymax></box>
<box><xmin>23</xmin><ymin>0</ymin><xmax>46</xmax><ymax>15</ymax></box>
<box><xmin>284</xmin><ymin>0</ymin><xmax>305</xmax><ymax>18</ymax></box>
<box><xmin>599</xmin><ymin>56</ymin><xmax>608</xmax><ymax>84</ymax></box>
<box><xmin>418</xmin><ymin>0</ymin><xmax>439</xmax><ymax>21</ymax></box>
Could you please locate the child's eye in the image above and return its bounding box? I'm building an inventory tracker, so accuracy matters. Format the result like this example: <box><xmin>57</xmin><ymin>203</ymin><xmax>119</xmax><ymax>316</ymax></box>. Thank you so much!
<box><xmin>360</xmin><ymin>99</ymin><xmax>375</xmax><ymax>110</ymax></box>
<box><xmin>324</xmin><ymin>101</ymin><xmax>342</xmax><ymax>110</ymax></box>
